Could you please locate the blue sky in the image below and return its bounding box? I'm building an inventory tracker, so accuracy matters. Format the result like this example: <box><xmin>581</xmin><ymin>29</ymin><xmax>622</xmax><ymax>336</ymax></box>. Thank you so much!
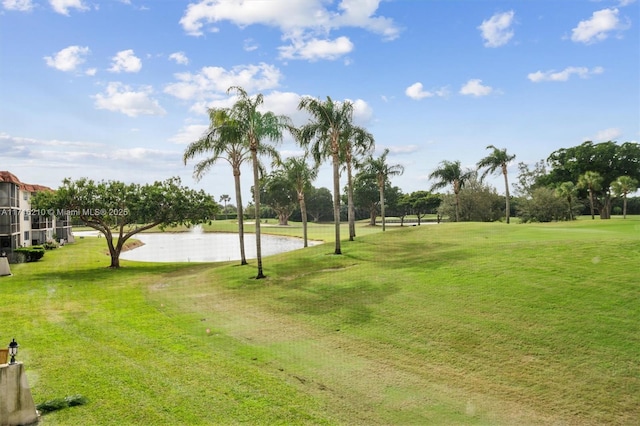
<box><xmin>1</xmin><ymin>0</ymin><xmax>638</xmax><ymax>201</ymax></box>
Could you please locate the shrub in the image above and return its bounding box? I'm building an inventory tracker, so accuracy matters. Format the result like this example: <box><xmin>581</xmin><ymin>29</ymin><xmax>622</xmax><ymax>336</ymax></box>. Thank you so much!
<box><xmin>43</xmin><ymin>240</ymin><xmax>59</xmax><ymax>250</ymax></box>
<box><xmin>14</xmin><ymin>246</ymin><xmax>45</xmax><ymax>262</ymax></box>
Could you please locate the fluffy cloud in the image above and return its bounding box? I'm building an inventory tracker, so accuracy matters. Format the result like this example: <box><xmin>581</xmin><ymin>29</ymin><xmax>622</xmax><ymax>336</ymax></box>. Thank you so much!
<box><xmin>405</xmin><ymin>82</ymin><xmax>449</xmax><ymax>100</ymax></box>
<box><xmin>168</xmin><ymin>124</ymin><xmax>209</xmax><ymax>144</ymax></box>
<box><xmin>179</xmin><ymin>0</ymin><xmax>399</xmax><ymax>61</ymax></box>
<box><xmin>49</xmin><ymin>0</ymin><xmax>87</xmax><ymax>15</ymax></box>
<box><xmin>459</xmin><ymin>79</ymin><xmax>493</xmax><ymax>97</ymax></box>
<box><xmin>164</xmin><ymin>63</ymin><xmax>282</xmax><ymax>105</ymax></box>
<box><xmin>478</xmin><ymin>11</ymin><xmax>515</xmax><ymax>47</ymax></box>
<box><xmin>527</xmin><ymin>66</ymin><xmax>604</xmax><ymax>82</ymax></box>
<box><xmin>93</xmin><ymin>82</ymin><xmax>166</xmax><ymax>117</ymax></box>
<box><xmin>595</xmin><ymin>128</ymin><xmax>622</xmax><ymax>141</ymax></box>
<box><xmin>44</xmin><ymin>45</ymin><xmax>90</xmax><ymax>72</ymax></box>
<box><xmin>571</xmin><ymin>8</ymin><xmax>629</xmax><ymax>44</ymax></box>
<box><xmin>169</xmin><ymin>52</ymin><xmax>189</xmax><ymax>65</ymax></box>
<box><xmin>279</xmin><ymin>36</ymin><xmax>354</xmax><ymax>61</ymax></box>
<box><xmin>109</xmin><ymin>50</ymin><xmax>142</xmax><ymax>73</ymax></box>
<box><xmin>2</xmin><ymin>0</ymin><xmax>34</xmax><ymax>11</ymax></box>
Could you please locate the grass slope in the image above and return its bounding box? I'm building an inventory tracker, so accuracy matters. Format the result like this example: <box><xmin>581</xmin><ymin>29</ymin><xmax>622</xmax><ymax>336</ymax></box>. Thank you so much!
<box><xmin>1</xmin><ymin>218</ymin><xmax>638</xmax><ymax>425</ymax></box>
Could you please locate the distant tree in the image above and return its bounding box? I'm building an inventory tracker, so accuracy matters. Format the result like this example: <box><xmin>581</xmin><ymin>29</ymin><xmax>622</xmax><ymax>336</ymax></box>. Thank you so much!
<box><xmin>33</xmin><ymin>177</ymin><xmax>217</xmax><ymax>268</ymax></box>
<box><xmin>280</xmin><ymin>156</ymin><xmax>318</xmax><ymax>247</ymax></box>
<box><xmin>183</xmin><ymin>107</ymin><xmax>250</xmax><ymax>265</ymax></box>
<box><xmin>227</xmin><ymin>86</ymin><xmax>290</xmax><ymax>279</ymax></box>
<box><xmin>404</xmin><ymin>191</ymin><xmax>442</xmax><ymax>224</ymax></box>
<box><xmin>517</xmin><ymin>187</ymin><xmax>566</xmax><ymax>223</ymax></box>
<box><xmin>438</xmin><ymin>175</ymin><xmax>502</xmax><ymax>222</ymax></box>
<box><xmin>547</xmin><ymin>141</ymin><xmax>640</xmax><ymax>219</ymax></box>
<box><xmin>477</xmin><ymin>145</ymin><xmax>516</xmax><ymax>223</ymax></box>
<box><xmin>611</xmin><ymin>176</ymin><xmax>639</xmax><ymax>219</ymax></box>
<box><xmin>219</xmin><ymin>194</ymin><xmax>231</xmax><ymax>218</ymax></box>
<box><xmin>577</xmin><ymin>171</ymin><xmax>603</xmax><ymax>220</ymax></box>
<box><xmin>513</xmin><ymin>160</ymin><xmax>548</xmax><ymax>196</ymax></box>
<box><xmin>352</xmin><ymin>172</ymin><xmax>382</xmax><ymax>226</ymax></box>
<box><xmin>298</xmin><ymin>96</ymin><xmax>359</xmax><ymax>254</ymax></box>
<box><xmin>429</xmin><ymin>160</ymin><xmax>474</xmax><ymax>222</ymax></box>
<box><xmin>361</xmin><ymin>148</ymin><xmax>404</xmax><ymax>231</ymax></box>
<box><xmin>305</xmin><ymin>187</ymin><xmax>333</xmax><ymax>223</ymax></box>
<box><xmin>260</xmin><ymin>172</ymin><xmax>297</xmax><ymax>225</ymax></box>
<box><xmin>341</xmin><ymin>126</ymin><xmax>375</xmax><ymax>240</ymax></box>
<box><xmin>555</xmin><ymin>181</ymin><xmax>578</xmax><ymax>221</ymax></box>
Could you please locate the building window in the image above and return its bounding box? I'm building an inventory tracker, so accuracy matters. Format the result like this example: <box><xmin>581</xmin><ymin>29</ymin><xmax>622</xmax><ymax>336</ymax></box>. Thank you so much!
<box><xmin>24</xmin><ymin>231</ymin><xmax>30</xmax><ymax>242</ymax></box>
<box><xmin>23</xmin><ymin>191</ymin><xmax>28</xmax><ymax>200</ymax></box>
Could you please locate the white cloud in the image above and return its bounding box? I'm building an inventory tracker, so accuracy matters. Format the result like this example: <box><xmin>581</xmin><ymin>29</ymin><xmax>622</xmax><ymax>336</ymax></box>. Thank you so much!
<box><xmin>571</xmin><ymin>8</ymin><xmax>629</xmax><ymax>44</ymax></box>
<box><xmin>527</xmin><ymin>66</ymin><xmax>604</xmax><ymax>82</ymax></box>
<box><xmin>279</xmin><ymin>36</ymin><xmax>354</xmax><ymax>61</ymax></box>
<box><xmin>109</xmin><ymin>49</ymin><xmax>142</xmax><ymax>73</ymax></box>
<box><xmin>350</xmin><ymin>98</ymin><xmax>373</xmax><ymax>126</ymax></box>
<box><xmin>169</xmin><ymin>124</ymin><xmax>209</xmax><ymax>144</ymax></box>
<box><xmin>459</xmin><ymin>79</ymin><xmax>493</xmax><ymax>97</ymax></box>
<box><xmin>49</xmin><ymin>0</ymin><xmax>87</xmax><ymax>15</ymax></box>
<box><xmin>85</xmin><ymin>68</ymin><xmax>97</xmax><ymax>76</ymax></box>
<box><xmin>405</xmin><ymin>82</ymin><xmax>449</xmax><ymax>100</ymax></box>
<box><xmin>2</xmin><ymin>0</ymin><xmax>34</xmax><ymax>11</ymax></box>
<box><xmin>93</xmin><ymin>82</ymin><xmax>166</xmax><ymax>117</ymax></box>
<box><xmin>243</xmin><ymin>38</ymin><xmax>259</xmax><ymax>52</ymax></box>
<box><xmin>164</xmin><ymin>63</ymin><xmax>282</xmax><ymax>104</ymax></box>
<box><xmin>595</xmin><ymin>127</ymin><xmax>622</xmax><ymax>141</ymax></box>
<box><xmin>386</xmin><ymin>145</ymin><xmax>419</xmax><ymax>154</ymax></box>
<box><xmin>478</xmin><ymin>11</ymin><xmax>515</xmax><ymax>47</ymax></box>
<box><xmin>44</xmin><ymin>45</ymin><xmax>90</xmax><ymax>72</ymax></box>
<box><xmin>169</xmin><ymin>52</ymin><xmax>189</xmax><ymax>65</ymax></box>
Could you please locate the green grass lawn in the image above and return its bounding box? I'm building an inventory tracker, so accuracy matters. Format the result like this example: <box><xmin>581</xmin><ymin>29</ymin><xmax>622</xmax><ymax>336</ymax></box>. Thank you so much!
<box><xmin>2</xmin><ymin>218</ymin><xmax>639</xmax><ymax>425</ymax></box>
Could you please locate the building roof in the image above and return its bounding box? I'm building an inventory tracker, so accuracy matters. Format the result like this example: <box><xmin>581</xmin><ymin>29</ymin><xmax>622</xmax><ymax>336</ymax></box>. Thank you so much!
<box><xmin>0</xmin><ymin>171</ymin><xmax>53</xmax><ymax>192</ymax></box>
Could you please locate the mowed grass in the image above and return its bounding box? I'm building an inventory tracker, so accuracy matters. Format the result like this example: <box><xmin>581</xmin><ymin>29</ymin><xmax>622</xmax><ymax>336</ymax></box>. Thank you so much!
<box><xmin>1</xmin><ymin>218</ymin><xmax>638</xmax><ymax>425</ymax></box>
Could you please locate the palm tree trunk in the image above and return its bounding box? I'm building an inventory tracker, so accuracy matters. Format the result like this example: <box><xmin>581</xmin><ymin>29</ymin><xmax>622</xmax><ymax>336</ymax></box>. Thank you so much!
<box><xmin>233</xmin><ymin>169</ymin><xmax>247</xmax><ymax>265</ymax></box>
<box><xmin>623</xmin><ymin>195</ymin><xmax>628</xmax><ymax>219</ymax></box>
<box><xmin>251</xmin><ymin>147</ymin><xmax>265</xmax><ymax>278</ymax></box>
<box><xmin>332</xmin><ymin>153</ymin><xmax>342</xmax><ymax>255</ymax></box>
<box><xmin>347</xmin><ymin>163</ymin><xmax>356</xmax><ymax>241</ymax></box>
<box><xmin>299</xmin><ymin>193</ymin><xmax>308</xmax><ymax>247</ymax></box>
<box><xmin>589</xmin><ymin>189</ymin><xmax>595</xmax><ymax>220</ymax></box>
<box><xmin>379</xmin><ymin>183</ymin><xmax>386</xmax><ymax>232</ymax></box>
<box><xmin>502</xmin><ymin>165</ymin><xmax>511</xmax><ymax>224</ymax></box>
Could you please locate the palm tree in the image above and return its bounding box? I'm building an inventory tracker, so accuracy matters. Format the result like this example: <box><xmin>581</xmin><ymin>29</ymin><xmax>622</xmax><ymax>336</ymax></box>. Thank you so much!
<box><xmin>219</xmin><ymin>194</ymin><xmax>231</xmax><ymax>219</ymax></box>
<box><xmin>227</xmin><ymin>86</ymin><xmax>290</xmax><ymax>279</ymax></box>
<box><xmin>298</xmin><ymin>96</ymin><xmax>356</xmax><ymax>255</ymax></box>
<box><xmin>578</xmin><ymin>171</ymin><xmax>603</xmax><ymax>220</ymax></box>
<box><xmin>183</xmin><ymin>107</ymin><xmax>250</xmax><ymax>265</ymax></box>
<box><xmin>280</xmin><ymin>156</ymin><xmax>318</xmax><ymax>247</ymax></box>
<box><xmin>362</xmin><ymin>148</ymin><xmax>404</xmax><ymax>231</ymax></box>
<box><xmin>429</xmin><ymin>160</ymin><xmax>473</xmax><ymax>222</ymax></box>
<box><xmin>611</xmin><ymin>175</ymin><xmax>639</xmax><ymax>219</ymax></box>
<box><xmin>341</xmin><ymin>126</ymin><xmax>375</xmax><ymax>240</ymax></box>
<box><xmin>556</xmin><ymin>181</ymin><xmax>578</xmax><ymax>221</ymax></box>
<box><xmin>477</xmin><ymin>145</ymin><xmax>516</xmax><ymax>223</ymax></box>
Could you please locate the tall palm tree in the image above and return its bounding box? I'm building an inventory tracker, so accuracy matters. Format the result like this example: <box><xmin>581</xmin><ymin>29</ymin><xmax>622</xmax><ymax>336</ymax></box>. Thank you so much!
<box><xmin>227</xmin><ymin>86</ymin><xmax>290</xmax><ymax>279</ymax></box>
<box><xmin>280</xmin><ymin>156</ymin><xmax>318</xmax><ymax>247</ymax></box>
<box><xmin>341</xmin><ymin>126</ymin><xmax>375</xmax><ymax>240</ymax></box>
<box><xmin>578</xmin><ymin>171</ymin><xmax>603</xmax><ymax>220</ymax></box>
<box><xmin>298</xmin><ymin>96</ymin><xmax>356</xmax><ymax>255</ymax></box>
<box><xmin>362</xmin><ymin>148</ymin><xmax>404</xmax><ymax>231</ymax></box>
<box><xmin>183</xmin><ymin>107</ymin><xmax>250</xmax><ymax>265</ymax></box>
<box><xmin>429</xmin><ymin>160</ymin><xmax>473</xmax><ymax>222</ymax></box>
<box><xmin>611</xmin><ymin>175</ymin><xmax>638</xmax><ymax>219</ymax></box>
<box><xmin>477</xmin><ymin>145</ymin><xmax>516</xmax><ymax>223</ymax></box>
<box><xmin>556</xmin><ymin>181</ymin><xmax>578</xmax><ymax>221</ymax></box>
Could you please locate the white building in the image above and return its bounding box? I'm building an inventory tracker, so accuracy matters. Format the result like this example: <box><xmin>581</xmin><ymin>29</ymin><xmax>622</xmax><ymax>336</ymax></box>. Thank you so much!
<box><xmin>0</xmin><ymin>171</ymin><xmax>73</xmax><ymax>253</ymax></box>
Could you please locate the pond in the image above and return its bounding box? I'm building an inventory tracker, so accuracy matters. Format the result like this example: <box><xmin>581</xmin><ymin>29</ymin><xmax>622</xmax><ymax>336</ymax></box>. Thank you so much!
<box><xmin>76</xmin><ymin>227</ymin><xmax>321</xmax><ymax>263</ymax></box>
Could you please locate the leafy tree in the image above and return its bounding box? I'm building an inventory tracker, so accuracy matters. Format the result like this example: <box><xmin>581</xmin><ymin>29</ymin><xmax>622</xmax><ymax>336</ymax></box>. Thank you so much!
<box><xmin>513</xmin><ymin>160</ymin><xmax>547</xmax><ymax>196</ymax></box>
<box><xmin>280</xmin><ymin>156</ymin><xmax>317</xmax><ymax>247</ymax></box>
<box><xmin>298</xmin><ymin>96</ymin><xmax>357</xmax><ymax>255</ymax></box>
<box><xmin>33</xmin><ymin>177</ymin><xmax>217</xmax><ymax>268</ymax></box>
<box><xmin>555</xmin><ymin>181</ymin><xmax>578</xmax><ymax>221</ymax></box>
<box><xmin>259</xmin><ymin>172</ymin><xmax>297</xmax><ymax>225</ymax></box>
<box><xmin>341</xmin><ymin>126</ymin><xmax>375</xmax><ymax>240</ymax></box>
<box><xmin>517</xmin><ymin>187</ymin><xmax>566</xmax><ymax>223</ymax></box>
<box><xmin>477</xmin><ymin>145</ymin><xmax>516</xmax><ymax>223</ymax></box>
<box><xmin>547</xmin><ymin>141</ymin><xmax>640</xmax><ymax>218</ymax></box>
<box><xmin>437</xmin><ymin>175</ymin><xmax>502</xmax><ymax>222</ymax></box>
<box><xmin>305</xmin><ymin>187</ymin><xmax>333</xmax><ymax>223</ymax></box>
<box><xmin>611</xmin><ymin>175</ymin><xmax>639</xmax><ymax>218</ymax></box>
<box><xmin>360</xmin><ymin>148</ymin><xmax>404</xmax><ymax>231</ymax></box>
<box><xmin>429</xmin><ymin>160</ymin><xmax>474</xmax><ymax>222</ymax></box>
<box><xmin>352</xmin><ymin>172</ymin><xmax>381</xmax><ymax>226</ymax></box>
<box><xmin>183</xmin><ymin>107</ymin><xmax>250</xmax><ymax>265</ymax></box>
<box><xmin>577</xmin><ymin>171</ymin><xmax>603</xmax><ymax>220</ymax></box>
<box><xmin>227</xmin><ymin>86</ymin><xmax>290</xmax><ymax>279</ymax></box>
<box><xmin>404</xmin><ymin>191</ymin><xmax>442</xmax><ymax>224</ymax></box>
